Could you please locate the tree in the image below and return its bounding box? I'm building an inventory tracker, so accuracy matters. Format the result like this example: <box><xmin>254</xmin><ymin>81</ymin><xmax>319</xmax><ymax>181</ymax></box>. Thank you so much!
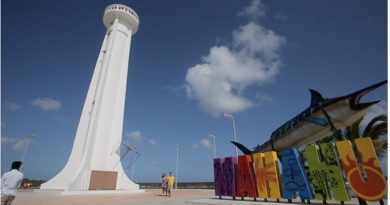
<box><xmin>344</xmin><ymin>114</ymin><xmax>387</xmax><ymax>159</ymax></box>
<box><xmin>318</xmin><ymin>114</ymin><xmax>387</xmax><ymax>159</ymax></box>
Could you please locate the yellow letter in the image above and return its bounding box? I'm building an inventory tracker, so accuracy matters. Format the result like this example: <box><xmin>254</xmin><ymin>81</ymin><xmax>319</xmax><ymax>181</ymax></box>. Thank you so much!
<box><xmin>252</xmin><ymin>151</ymin><xmax>281</xmax><ymax>199</ymax></box>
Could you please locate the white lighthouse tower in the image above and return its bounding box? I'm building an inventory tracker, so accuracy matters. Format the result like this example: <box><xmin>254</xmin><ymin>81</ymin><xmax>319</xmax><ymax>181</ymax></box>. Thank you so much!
<box><xmin>40</xmin><ymin>4</ymin><xmax>140</xmax><ymax>192</ymax></box>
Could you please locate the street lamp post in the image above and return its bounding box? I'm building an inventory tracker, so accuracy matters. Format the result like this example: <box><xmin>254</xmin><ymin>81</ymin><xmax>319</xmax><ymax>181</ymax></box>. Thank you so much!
<box><xmin>21</xmin><ymin>134</ymin><xmax>35</xmax><ymax>163</ymax></box>
<box><xmin>209</xmin><ymin>134</ymin><xmax>216</xmax><ymax>158</ymax></box>
<box><xmin>131</xmin><ymin>152</ymin><xmax>140</xmax><ymax>180</ymax></box>
<box><xmin>174</xmin><ymin>143</ymin><xmax>179</xmax><ymax>190</ymax></box>
<box><xmin>131</xmin><ymin>156</ymin><xmax>136</xmax><ymax>180</ymax></box>
<box><xmin>224</xmin><ymin>114</ymin><xmax>238</xmax><ymax>157</ymax></box>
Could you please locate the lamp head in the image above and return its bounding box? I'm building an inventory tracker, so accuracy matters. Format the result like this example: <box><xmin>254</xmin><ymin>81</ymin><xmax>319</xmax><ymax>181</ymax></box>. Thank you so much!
<box><xmin>223</xmin><ymin>113</ymin><xmax>234</xmax><ymax>119</ymax></box>
<box><xmin>27</xmin><ymin>134</ymin><xmax>36</xmax><ymax>141</ymax></box>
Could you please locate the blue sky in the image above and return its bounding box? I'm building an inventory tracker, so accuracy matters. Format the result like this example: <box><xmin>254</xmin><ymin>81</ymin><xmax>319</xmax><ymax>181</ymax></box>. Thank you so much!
<box><xmin>2</xmin><ymin>0</ymin><xmax>387</xmax><ymax>182</ymax></box>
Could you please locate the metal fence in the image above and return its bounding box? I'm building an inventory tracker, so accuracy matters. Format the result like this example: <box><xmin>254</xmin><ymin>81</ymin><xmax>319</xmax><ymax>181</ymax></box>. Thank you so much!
<box><xmin>139</xmin><ymin>182</ymin><xmax>214</xmax><ymax>189</ymax></box>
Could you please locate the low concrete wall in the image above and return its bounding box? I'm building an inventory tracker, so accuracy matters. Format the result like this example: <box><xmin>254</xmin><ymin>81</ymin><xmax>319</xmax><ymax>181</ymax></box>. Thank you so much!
<box><xmin>139</xmin><ymin>182</ymin><xmax>214</xmax><ymax>189</ymax></box>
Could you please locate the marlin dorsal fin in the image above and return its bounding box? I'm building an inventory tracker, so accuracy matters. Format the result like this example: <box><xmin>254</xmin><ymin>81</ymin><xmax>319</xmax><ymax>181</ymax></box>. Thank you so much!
<box><xmin>309</xmin><ymin>89</ymin><xmax>325</xmax><ymax>107</ymax></box>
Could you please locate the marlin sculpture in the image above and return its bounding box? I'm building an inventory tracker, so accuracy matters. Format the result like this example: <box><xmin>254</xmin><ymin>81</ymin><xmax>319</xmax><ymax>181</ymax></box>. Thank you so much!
<box><xmin>232</xmin><ymin>80</ymin><xmax>387</xmax><ymax>155</ymax></box>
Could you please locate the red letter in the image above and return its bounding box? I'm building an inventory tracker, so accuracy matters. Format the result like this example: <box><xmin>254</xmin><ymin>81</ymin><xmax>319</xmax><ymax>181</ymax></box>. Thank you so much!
<box><xmin>236</xmin><ymin>155</ymin><xmax>257</xmax><ymax>198</ymax></box>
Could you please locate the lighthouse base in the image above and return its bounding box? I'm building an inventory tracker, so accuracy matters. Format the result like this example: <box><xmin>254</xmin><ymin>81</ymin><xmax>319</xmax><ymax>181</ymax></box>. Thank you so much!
<box><xmin>34</xmin><ymin>189</ymin><xmax>145</xmax><ymax>196</ymax></box>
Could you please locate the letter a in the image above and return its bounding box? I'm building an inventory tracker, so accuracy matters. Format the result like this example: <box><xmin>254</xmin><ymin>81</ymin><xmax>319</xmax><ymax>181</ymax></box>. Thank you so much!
<box><xmin>336</xmin><ymin>137</ymin><xmax>387</xmax><ymax>201</ymax></box>
<box><xmin>237</xmin><ymin>155</ymin><xmax>257</xmax><ymax>198</ymax></box>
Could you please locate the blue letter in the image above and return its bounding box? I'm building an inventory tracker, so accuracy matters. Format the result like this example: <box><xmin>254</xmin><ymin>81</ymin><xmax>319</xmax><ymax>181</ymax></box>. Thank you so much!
<box><xmin>280</xmin><ymin>148</ymin><xmax>314</xmax><ymax>200</ymax></box>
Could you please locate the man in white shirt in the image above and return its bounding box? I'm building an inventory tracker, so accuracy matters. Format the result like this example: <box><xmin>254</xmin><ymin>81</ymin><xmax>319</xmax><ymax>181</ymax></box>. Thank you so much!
<box><xmin>1</xmin><ymin>161</ymin><xmax>24</xmax><ymax>205</ymax></box>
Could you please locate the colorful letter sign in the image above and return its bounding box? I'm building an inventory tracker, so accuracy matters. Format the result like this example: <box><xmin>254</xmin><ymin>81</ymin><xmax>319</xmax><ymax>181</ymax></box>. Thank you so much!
<box><xmin>252</xmin><ymin>151</ymin><xmax>281</xmax><ymax>199</ymax></box>
<box><xmin>214</xmin><ymin>138</ymin><xmax>387</xmax><ymax>203</ymax></box>
<box><xmin>336</xmin><ymin>137</ymin><xmax>387</xmax><ymax>201</ymax></box>
<box><xmin>305</xmin><ymin>143</ymin><xmax>350</xmax><ymax>201</ymax></box>
<box><xmin>237</xmin><ymin>155</ymin><xmax>257</xmax><ymax>198</ymax></box>
<box><xmin>213</xmin><ymin>157</ymin><xmax>238</xmax><ymax>198</ymax></box>
<box><xmin>280</xmin><ymin>148</ymin><xmax>314</xmax><ymax>200</ymax></box>
<box><xmin>221</xmin><ymin>157</ymin><xmax>237</xmax><ymax>198</ymax></box>
<box><xmin>213</xmin><ymin>158</ymin><xmax>224</xmax><ymax>196</ymax></box>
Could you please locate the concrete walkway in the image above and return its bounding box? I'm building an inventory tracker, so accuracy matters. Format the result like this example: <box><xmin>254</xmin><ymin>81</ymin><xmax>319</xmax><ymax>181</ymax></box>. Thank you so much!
<box><xmin>13</xmin><ymin>189</ymin><xmax>386</xmax><ymax>205</ymax></box>
<box><xmin>14</xmin><ymin>189</ymin><xmax>214</xmax><ymax>205</ymax></box>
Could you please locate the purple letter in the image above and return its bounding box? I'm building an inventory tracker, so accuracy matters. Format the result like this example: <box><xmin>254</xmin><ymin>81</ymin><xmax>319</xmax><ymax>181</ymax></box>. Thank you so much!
<box><xmin>213</xmin><ymin>158</ymin><xmax>224</xmax><ymax>196</ymax></box>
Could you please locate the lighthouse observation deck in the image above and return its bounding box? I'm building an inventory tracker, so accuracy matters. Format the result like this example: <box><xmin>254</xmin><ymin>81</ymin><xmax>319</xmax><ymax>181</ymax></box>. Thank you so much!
<box><xmin>103</xmin><ymin>4</ymin><xmax>139</xmax><ymax>34</ymax></box>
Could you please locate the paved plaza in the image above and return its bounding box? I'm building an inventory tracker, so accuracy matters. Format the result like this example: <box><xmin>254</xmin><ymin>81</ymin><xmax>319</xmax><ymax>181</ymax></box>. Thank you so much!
<box><xmin>14</xmin><ymin>189</ymin><xmax>213</xmax><ymax>205</ymax></box>
<box><xmin>12</xmin><ymin>189</ymin><xmax>386</xmax><ymax>205</ymax></box>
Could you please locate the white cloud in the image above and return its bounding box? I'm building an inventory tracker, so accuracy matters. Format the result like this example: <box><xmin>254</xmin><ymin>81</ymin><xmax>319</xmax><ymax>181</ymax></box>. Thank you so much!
<box><xmin>1</xmin><ymin>135</ymin><xmax>27</xmax><ymax>151</ymax></box>
<box><xmin>126</xmin><ymin>131</ymin><xmax>144</xmax><ymax>145</ymax></box>
<box><xmin>233</xmin><ymin>22</ymin><xmax>285</xmax><ymax>61</ymax></box>
<box><xmin>148</xmin><ymin>139</ymin><xmax>157</xmax><ymax>145</ymax></box>
<box><xmin>12</xmin><ymin>139</ymin><xmax>27</xmax><ymax>150</ymax></box>
<box><xmin>238</xmin><ymin>0</ymin><xmax>266</xmax><ymax>20</ymax></box>
<box><xmin>199</xmin><ymin>138</ymin><xmax>213</xmax><ymax>149</ymax></box>
<box><xmin>185</xmin><ymin>9</ymin><xmax>285</xmax><ymax>116</ymax></box>
<box><xmin>255</xmin><ymin>93</ymin><xmax>273</xmax><ymax>105</ymax></box>
<box><xmin>32</xmin><ymin>97</ymin><xmax>62</xmax><ymax>112</ymax></box>
<box><xmin>1</xmin><ymin>135</ymin><xmax>16</xmax><ymax>144</ymax></box>
<box><xmin>274</xmin><ymin>12</ymin><xmax>288</xmax><ymax>21</ymax></box>
<box><xmin>192</xmin><ymin>138</ymin><xmax>213</xmax><ymax>150</ymax></box>
<box><xmin>5</xmin><ymin>102</ymin><xmax>22</xmax><ymax>111</ymax></box>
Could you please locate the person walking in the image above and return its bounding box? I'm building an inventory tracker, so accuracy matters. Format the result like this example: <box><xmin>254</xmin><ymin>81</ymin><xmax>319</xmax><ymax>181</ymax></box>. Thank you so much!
<box><xmin>160</xmin><ymin>173</ymin><xmax>168</xmax><ymax>196</ymax></box>
<box><xmin>1</xmin><ymin>161</ymin><xmax>24</xmax><ymax>205</ymax></box>
<box><xmin>166</xmin><ymin>172</ymin><xmax>175</xmax><ymax>197</ymax></box>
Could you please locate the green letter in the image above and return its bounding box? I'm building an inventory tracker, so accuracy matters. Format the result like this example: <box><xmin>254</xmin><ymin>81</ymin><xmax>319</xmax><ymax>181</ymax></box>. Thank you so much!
<box><xmin>305</xmin><ymin>143</ymin><xmax>350</xmax><ymax>201</ymax></box>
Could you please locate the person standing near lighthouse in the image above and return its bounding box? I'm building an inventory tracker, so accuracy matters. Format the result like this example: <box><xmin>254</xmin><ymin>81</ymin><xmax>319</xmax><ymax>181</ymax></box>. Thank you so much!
<box><xmin>1</xmin><ymin>161</ymin><xmax>24</xmax><ymax>205</ymax></box>
<box><xmin>167</xmin><ymin>172</ymin><xmax>175</xmax><ymax>197</ymax></box>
